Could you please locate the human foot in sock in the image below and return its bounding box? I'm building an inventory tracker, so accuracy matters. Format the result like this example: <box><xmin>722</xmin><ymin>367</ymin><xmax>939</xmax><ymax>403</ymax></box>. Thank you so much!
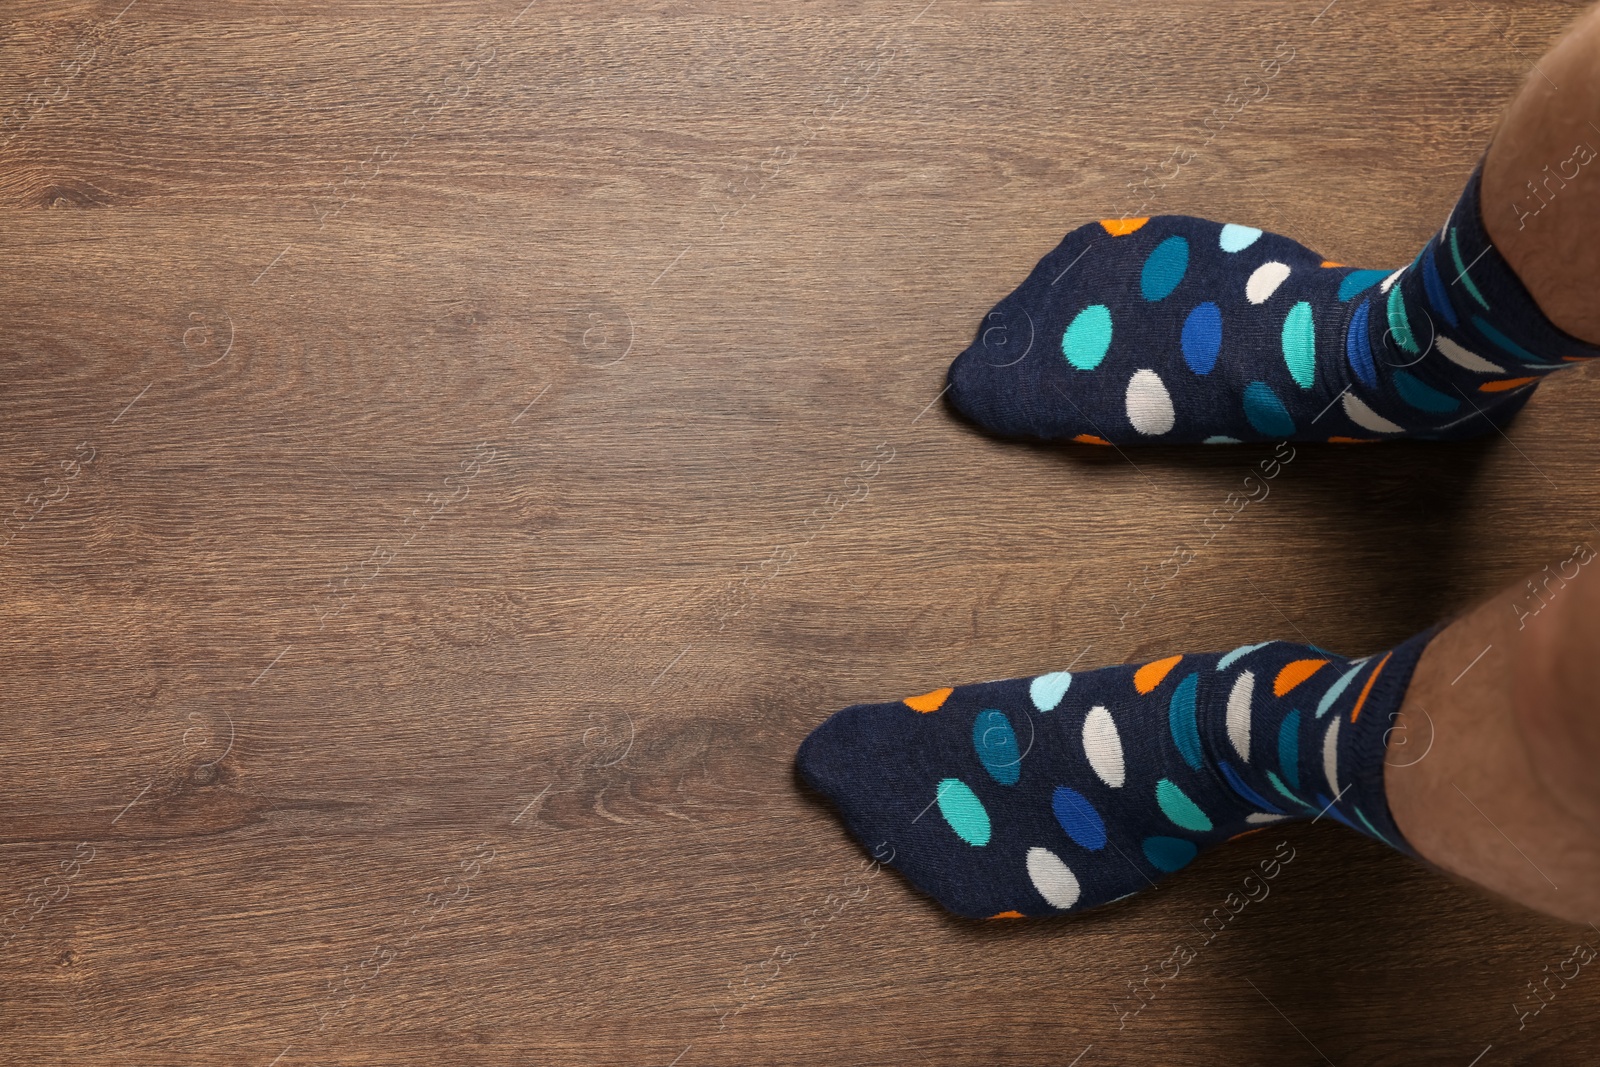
<box><xmin>946</xmin><ymin>165</ymin><xmax>1600</xmax><ymax>445</ymax></box>
<box><xmin>796</xmin><ymin>632</ymin><xmax>1434</xmax><ymax>918</ymax></box>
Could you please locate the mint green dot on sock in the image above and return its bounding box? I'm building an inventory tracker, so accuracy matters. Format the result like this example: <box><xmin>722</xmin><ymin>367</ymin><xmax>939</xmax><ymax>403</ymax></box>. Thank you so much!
<box><xmin>1281</xmin><ymin>301</ymin><xmax>1316</xmax><ymax>388</ymax></box>
<box><xmin>1156</xmin><ymin>778</ymin><xmax>1213</xmax><ymax>832</ymax></box>
<box><xmin>935</xmin><ymin>778</ymin><xmax>992</xmax><ymax>845</ymax></box>
<box><xmin>1062</xmin><ymin>305</ymin><xmax>1113</xmax><ymax>370</ymax></box>
<box><xmin>1387</xmin><ymin>281</ymin><xmax>1419</xmax><ymax>354</ymax></box>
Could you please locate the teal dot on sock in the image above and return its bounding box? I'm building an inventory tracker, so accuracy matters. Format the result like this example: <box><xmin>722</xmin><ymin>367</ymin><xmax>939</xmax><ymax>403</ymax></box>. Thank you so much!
<box><xmin>1242</xmin><ymin>381</ymin><xmax>1296</xmax><ymax>437</ymax></box>
<box><xmin>973</xmin><ymin>710</ymin><xmax>1022</xmax><ymax>786</ymax></box>
<box><xmin>1338</xmin><ymin>269</ymin><xmax>1390</xmax><ymax>302</ymax></box>
<box><xmin>1181</xmin><ymin>302</ymin><xmax>1222</xmax><ymax>375</ymax></box>
<box><xmin>1471</xmin><ymin>315</ymin><xmax>1542</xmax><ymax>363</ymax></box>
<box><xmin>1143</xmin><ymin>835</ymin><xmax>1199</xmax><ymax>872</ymax></box>
<box><xmin>1167</xmin><ymin>673</ymin><xmax>1202</xmax><ymax>771</ymax></box>
<box><xmin>1062</xmin><ymin>305</ymin><xmax>1113</xmax><ymax>369</ymax></box>
<box><xmin>1281</xmin><ymin>301</ymin><xmax>1316</xmax><ymax>388</ymax></box>
<box><xmin>1277</xmin><ymin>709</ymin><xmax>1302</xmax><ymax>792</ymax></box>
<box><xmin>1029</xmin><ymin>671</ymin><xmax>1072</xmax><ymax>712</ymax></box>
<box><xmin>1140</xmin><ymin>235</ymin><xmax>1189</xmax><ymax>302</ymax></box>
<box><xmin>1267</xmin><ymin>769</ymin><xmax>1305</xmax><ymax>809</ymax></box>
<box><xmin>1393</xmin><ymin>369</ymin><xmax>1460</xmax><ymax>413</ymax></box>
<box><xmin>1051</xmin><ymin>785</ymin><xmax>1107</xmax><ymax>850</ymax></box>
<box><xmin>1156</xmin><ymin>778</ymin><xmax>1213</xmax><ymax>832</ymax></box>
<box><xmin>1219</xmin><ymin>223</ymin><xmax>1263</xmax><ymax>252</ymax></box>
<box><xmin>935</xmin><ymin>778</ymin><xmax>992</xmax><ymax>846</ymax></box>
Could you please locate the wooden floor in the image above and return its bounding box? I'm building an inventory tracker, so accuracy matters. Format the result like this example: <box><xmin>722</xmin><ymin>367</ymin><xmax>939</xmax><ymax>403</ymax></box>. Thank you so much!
<box><xmin>3</xmin><ymin>0</ymin><xmax>1599</xmax><ymax>1063</ymax></box>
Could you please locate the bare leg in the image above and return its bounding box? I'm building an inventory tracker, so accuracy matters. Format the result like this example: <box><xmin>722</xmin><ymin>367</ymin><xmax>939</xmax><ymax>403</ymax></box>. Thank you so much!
<box><xmin>1384</xmin><ymin>7</ymin><xmax>1600</xmax><ymax>925</ymax></box>
<box><xmin>1482</xmin><ymin>2</ymin><xmax>1600</xmax><ymax>344</ymax></box>
<box><xmin>1386</xmin><ymin>561</ymin><xmax>1600</xmax><ymax>926</ymax></box>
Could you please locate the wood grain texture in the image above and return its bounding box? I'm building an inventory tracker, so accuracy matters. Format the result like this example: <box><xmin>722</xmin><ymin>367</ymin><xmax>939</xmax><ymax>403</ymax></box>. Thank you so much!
<box><xmin>2</xmin><ymin>0</ymin><xmax>1598</xmax><ymax>1063</ymax></box>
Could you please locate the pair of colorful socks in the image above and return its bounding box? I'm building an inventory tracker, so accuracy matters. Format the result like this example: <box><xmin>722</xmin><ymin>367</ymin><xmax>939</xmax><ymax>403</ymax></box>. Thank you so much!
<box><xmin>797</xmin><ymin>163</ymin><xmax>1592</xmax><ymax>918</ymax></box>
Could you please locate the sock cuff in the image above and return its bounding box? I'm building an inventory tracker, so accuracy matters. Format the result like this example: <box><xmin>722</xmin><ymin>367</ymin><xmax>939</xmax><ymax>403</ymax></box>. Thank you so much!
<box><xmin>1445</xmin><ymin>162</ymin><xmax>1600</xmax><ymax>362</ymax></box>
<box><xmin>1337</xmin><ymin>624</ymin><xmax>1443</xmax><ymax>858</ymax></box>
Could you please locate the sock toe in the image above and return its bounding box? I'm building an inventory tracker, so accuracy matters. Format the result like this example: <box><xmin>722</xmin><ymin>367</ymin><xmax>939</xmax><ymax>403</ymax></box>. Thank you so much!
<box><xmin>946</xmin><ymin>302</ymin><xmax>1062</xmax><ymax>441</ymax></box>
<box><xmin>796</xmin><ymin>696</ymin><xmax>1038</xmax><ymax>919</ymax></box>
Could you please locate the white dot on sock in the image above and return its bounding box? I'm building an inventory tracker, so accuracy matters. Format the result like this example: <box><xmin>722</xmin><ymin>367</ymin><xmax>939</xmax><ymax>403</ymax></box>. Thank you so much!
<box><xmin>1226</xmin><ymin>671</ymin><xmax>1254</xmax><ymax>761</ymax></box>
<box><xmin>1342</xmin><ymin>393</ymin><xmax>1406</xmax><ymax>434</ymax></box>
<box><xmin>1025</xmin><ymin>847</ymin><xmax>1081</xmax><ymax>910</ymax></box>
<box><xmin>1125</xmin><ymin>369</ymin><xmax>1175</xmax><ymax>435</ymax></box>
<box><xmin>1435</xmin><ymin>336</ymin><xmax>1504</xmax><ymax>373</ymax></box>
<box><xmin>1322</xmin><ymin>717</ymin><xmax>1342</xmax><ymax>796</ymax></box>
<box><xmin>1246</xmin><ymin>261</ymin><xmax>1292</xmax><ymax>304</ymax></box>
<box><xmin>1082</xmin><ymin>706</ymin><xmax>1125</xmax><ymax>788</ymax></box>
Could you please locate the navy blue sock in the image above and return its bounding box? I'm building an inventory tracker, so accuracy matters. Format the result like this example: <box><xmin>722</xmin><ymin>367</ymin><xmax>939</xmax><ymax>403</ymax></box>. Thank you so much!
<box><xmin>796</xmin><ymin>631</ymin><xmax>1435</xmax><ymax>918</ymax></box>
<box><xmin>946</xmin><ymin>165</ymin><xmax>1600</xmax><ymax>445</ymax></box>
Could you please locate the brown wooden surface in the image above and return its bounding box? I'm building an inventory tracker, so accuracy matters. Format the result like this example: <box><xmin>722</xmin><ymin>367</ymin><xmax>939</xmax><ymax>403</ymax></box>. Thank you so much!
<box><xmin>3</xmin><ymin>1</ymin><xmax>1599</xmax><ymax>1063</ymax></box>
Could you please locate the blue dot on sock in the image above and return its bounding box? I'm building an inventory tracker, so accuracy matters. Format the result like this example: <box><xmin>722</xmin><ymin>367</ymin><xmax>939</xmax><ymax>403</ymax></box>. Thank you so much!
<box><xmin>1051</xmin><ymin>785</ymin><xmax>1107</xmax><ymax>851</ymax></box>
<box><xmin>1281</xmin><ymin>301</ymin><xmax>1316</xmax><ymax>388</ymax></box>
<box><xmin>1338</xmin><ymin>269</ymin><xmax>1389</xmax><ymax>302</ymax></box>
<box><xmin>973</xmin><ymin>709</ymin><xmax>1022</xmax><ymax>786</ymax></box>
<box><xmin>1219</xmin><ymin>224</ymin><xmax>1262</xmax><ymax>252</ymax></box>
<box><xmin>1346</xmin><ymin>299</ymin><xmax>1377</xmax><ymax>388</ymax></box>
<box><xmin>1218</xmin><ymin>759</ymin><xmax>1287</xmax><ymax>815</ymax></box>
<box><xmin>1062</xmin><ymin>305</ymin><xmax>1113</xmax><ymax>369</ymax></box>
<box><xmin>1180</xmin><ymin>302</ymin><xmax>1222</xmax><ymax>375</ymax></box>
<box><xmin>1242</xmin><ymin>381</ymin><xmax>1295</xmax><ymax>437</ymax></box>
<box><xmin>1143</xmin><ymin>835</ymin><xmax>1199</xmax><ymax>872</ymax></box>
<box><xmin>935</xmin><ymin>778</ymin><xmax>992</xmax><ymax>846</ymax></box>
<box><xmin>1140</xmin><ymin>236</ymin><xmax>1189</xmax><ymax>302</ymax></box>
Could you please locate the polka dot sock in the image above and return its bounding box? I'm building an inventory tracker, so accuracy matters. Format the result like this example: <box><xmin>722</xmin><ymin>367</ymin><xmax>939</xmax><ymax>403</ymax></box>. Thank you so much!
<box><xmin>796</xmin><ymin>630</ymin><xmax>1435</xmax><ymax>918</ymax></box>
<box><xmin>946</xmin><ymin>164</ymin><xmax>1600</xmax><ymax>445</ymax></box>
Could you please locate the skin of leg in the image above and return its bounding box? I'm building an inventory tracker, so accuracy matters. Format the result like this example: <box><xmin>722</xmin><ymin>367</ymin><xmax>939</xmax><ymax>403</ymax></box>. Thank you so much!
<box><xmin>1482</xmin><ymin>1</ymin><xmax>1600</xmax><ymax>345</ymax></box>
<box><xmin>1385</xmin><ymin>558</ymin><xmax>1600</xmax><ymax>927</ymax></box>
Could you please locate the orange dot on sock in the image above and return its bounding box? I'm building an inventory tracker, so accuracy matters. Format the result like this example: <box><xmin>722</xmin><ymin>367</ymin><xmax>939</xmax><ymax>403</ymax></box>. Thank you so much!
<box><xmin>1273</xmin><ymin>658</ymin><xmax>1329</xmax><ymax>697</ymax></box>
<box><xmin>1350</xmin><ymin>652</ymin><xmax>1392</xmax><ymax>723</ymax></box>
<box><xmin>1072</xmin><ymin>433</ymin><xmax>1113</xmax><ymax>446</ymax></box>
<box><xmin>1133</xmin><ymin>655</ymin><xmax>1183</xmax><ymax>695</ymax></box>
<box><xmin>1320</xmin><ymin>260</ymin><xmax>1345</xmax><ymax>268</ymax></box>
<box><xmin>1327</xmin><ymin>436</ymin><xmax>1380</xmax><ymax>444</ymax></box>
<box><xmin>1099</xmin><ymin>217</ymin><xmax>1149</xmax><ymax>236</ymax></box>
<box><xmin>904</xmin><ymin>687</ymin><xmax>954</xmax><ymax>713</ymax></box>
<box><xmin>1479</xmin><ymin>377</ymin><xmax>1539</xmax><ymax>392</ymax></box>
<box><xmin>1228</xmin><ymin>827</ymin><xmax>1269</xmax><ymax>842</ymax></box>
<box><xmin>989</xmin><ymin>910</ymin><xmax>1025</xmax><ymax>920</ymax></box>
<box><xmin>1562</xmin><ymin>355</ymin><xmax>1593</xmax><ymax>362</ymax></box>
